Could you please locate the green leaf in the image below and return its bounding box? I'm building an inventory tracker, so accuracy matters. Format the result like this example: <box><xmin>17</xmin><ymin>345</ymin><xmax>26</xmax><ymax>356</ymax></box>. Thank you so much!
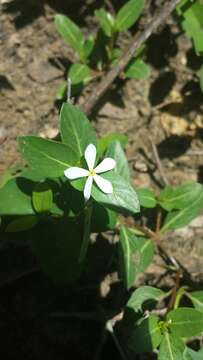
<box><xmin>128</xmin><ymin>315</ymin><xmax>162</xmax><ymax>353</ymax></box>
<box><xmin>199</xmin><ymin>348</ymin><xmax>203</xmax><ymax>356</ymax></box>
<box><xmin>115</xmin><ymin>0</ymin><xmax>145</xmax><ymax>31</ymax></box>
<box><xmin>32</xmin><ymin>182</ymin><xmax>53</xmax><ymax>213</ymax></box>
<box><xmin>176</xmin><ymin>0</ymin><xmax>189</xmax><ymax>17</ymax></box>
<box><xmin>20</xmin><ymin>168</ymin><xmax>47</xmax><ymax>182</ymax></box>
<box><xmin>200</xmin><ymin>65</ymin><xmax>203</xmax><ymax>93</ymax></box>
<box><xmin>125</xmin><ymin>58</ymin><xmax>150</xmax><ymax>79</ymax></box>
<box><xmin>91</xmin><ymin>202</ymin><xmax>117</xmax><ymax>232</ymax></box>
<box><xmin>182</xmin><ymin>2</ymin><xmax>203</xmax><ymax>27</ymax></box>
<box><xmin>55</xmin><ymin>14</ymin><xmax>84</xmax><ymax>57</ymax></box>
<box><xmin>167</xmin><ymin>308</ymin><xmax>203</xmax><ymax>337</ymax></box>
<box><xmin>70</xmin><ymin>173</ymin><xmax>139</xmax><ymax>215</ymax></box>
<box><xmin>178</xmin><ymin>2</ymin><xmax>203</xmax><ymax>56</ymax></box>
<box><xmin>183</xmin><ymin>347</ymin><xmax>203</xmax><ymax>360</ymax></box>
<box><xmin>118</xmin><ymin>226</ymin><xmax>153</xmax><ymax>289</ymax></box>
<box><xmin>186</xmin><ymin>291</ymin><xmax>203</xmax><ymax>313</ymax></box>
<box><xmin>59</xmin><ymin>103</ymin><xmax>96</xmax><ymax>158</ymax></box>
<box><xmin>19</xmin><ymin>136</ymin><xmax>78</xmax><ymax>178</ymax></box>
<box><xmin>68</xmin><ymin>63</ymin><xmax>91</xmax><ymax>85</ymax></box>
<box><xmin>190</xmin><ymin>1</ymin><xmax>203</xmax><ymax>27</ymax></box>
<box><xmin>106</xmin><ymin>140</ymin><xmax>130</xmax><ymax>182</ymax></box>
<box><xmin>178</xmin><ymin>0</ymin><xmax>203</xmax><ymax>28</ymax></box>
<box><xmin>159</xmin><ymin>182</ymin><xmax>203</xmax><ymax>211</ymax></box>
<box><xmin>20</xmin><ymin>172</ymin><xmax>69</xmax><ymax>215</ymax></box>
<box><xmin>31</xmin><ymin>219</ymin><xmax>83</xmax><ymax>283</ymax></box>
<box><xmin>108</xmin><ymin>48</ymin><xmax>122</xmax><ymax>63</ymax></box>
<box><xmin>55</xmin><ymin>81</ymin><xmax>67</xmax><ymax>100</ymax></box>
<box><xmin>0</xmin><ymin>177</ymin><xmax>34</xmax><ymax>215</ymax></box>
<box><xmin>52</xmin><ymin>179</ymin><xmax>84</xmax><ymax>217</ymax></box>
<box><xmin>95</xmin><ymin>8</ymin><xmax>114</xmax><ymax>37</ymax></box>
<box><xmin>6</xmin><ymin>215</ymin><xmax>38</xmax><ymax>232</ymax></box>
<box><xmin>127</xmin><ymin>286</ymin><xmax>165</xmax><ymax>312</ymax></box>
<box><xmin>161</xmin><ymin>198</ymin><xmax>203</xmax><ymax>232</ymax></box>
<box><xmin>91</xmin><ymin>172</ymin><xmax>140</xmax><ymax>215</ymax></box>
<box><xmin>158</xmin><ymin>332</ymin><xmax>185</xmax><ymax>360</ymax></box>
<box><xmin>83</xmin><ymin>36</ymin><xmax>95</xmax><ymax>58</ymax></box>
<box><xmin>97</xmin><ymin>133</ymin><xmax>128</xmax><ymax>156</ymax></box>
<box><xmin>184</xmin><ymin>347</ymin><xmax>203</xmax><ymax>360</ymax></box>
<box><xmin>137</xmin><ymin>188</ymin><xmax>157</xmax><ymax>208</ymax></box>
<box><xmin>0</xmin><ymin>169</ymin><xmax>13</xmax><ymax>188</ymax></box>
<box><xmin>193</xmin><ymin>28</ymin><xmax>203</xmax><ymax>55</ymax></box>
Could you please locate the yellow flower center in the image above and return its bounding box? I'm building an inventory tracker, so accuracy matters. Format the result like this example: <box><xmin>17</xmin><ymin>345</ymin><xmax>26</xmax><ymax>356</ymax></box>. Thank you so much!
<box><xmin>89</xmin><ymin>169</ymin><xmax>95</xmax><ymax>177</ymax></box>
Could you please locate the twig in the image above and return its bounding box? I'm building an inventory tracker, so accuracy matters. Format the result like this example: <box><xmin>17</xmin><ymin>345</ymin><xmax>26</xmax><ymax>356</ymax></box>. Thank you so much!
<box><xmin>133</xmin><ymin>222</ymin><xmax>179</xmax><ymax>271</ymax></box>
<box><xmin>79</xmin><ymin>0</ymin><xmax>181</xmax><ymax>115</ymax></box>
<box><xmin>150</xmin><ymin>139</ymin><xmax>169</xmax><ymax>186</ymax></box>
<box><xmin>0</xmin><ymin>267</ymin><xmax>39</xmax><ymax>288</ymax></box>
<box><xmin>93</xmin><ymin>328</ymin><xmax>108</xmax><ymax>360</ymax></box>
<box><xmin>155</xmin><ymin>208</ymin><xmax>162</xmax><ymax>235</ymax></box>
<box><xmin>167</xmin><ymin>268</ymin><xmax>182</xmax><ymax>312</ymax></box>
<box><xmin>187</xmin><ymin>150</ymin><xmax>203</xmax><ymax>156</ymax></box>
<box><xmin>104</xmin><ymin>0</ymin><xmax>116</xmax><ymax>16</ymax></box>
<box><xmin>106</xmin><ymin>321</ymin><xmax>129</xmax><ymax>360</ymax></box>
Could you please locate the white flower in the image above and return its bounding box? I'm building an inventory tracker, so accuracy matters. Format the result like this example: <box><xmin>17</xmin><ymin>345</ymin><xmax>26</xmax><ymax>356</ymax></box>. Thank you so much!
<box><xmin>64</xmin><ymin>144</ymin><xmax>116</xmax><ymax>201</ymax></box>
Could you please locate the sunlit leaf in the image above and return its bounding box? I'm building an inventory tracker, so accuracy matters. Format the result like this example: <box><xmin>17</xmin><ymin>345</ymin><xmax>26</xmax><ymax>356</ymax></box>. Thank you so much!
<box><xmin>55</xmin><ymin>14</ymin><xmax>84</xmax><ymax>57</ymax></box>
<box><xmin>137</xmin><ymin>188</ymin><xmax>157</xmax><ymax>208</ymax></box>
<box><xmin>115</xmin><ymin>0</ymin><xmax>145</xmax><ymax>31</ymax></box>
<box><xmin>127</xmin><ymin>286</ymin><xmax>165</xmax><ymax>312</ymax></box>
<box><xmin>19</xmin><ymin>136</ymin><xmax>78</xmax><ymax>178</ymax></box>
<box><xmin>32</xmin><ymin>182</ymin><xmax>53</xmax><ymax>213</ymax></box>
<box><xmin>158</xmin><ymin>332</ymin><xmax>185</xmax><ymax>360</ymax></box>
<box><xmin>118</xmin><ymin>227</ymin><xmax>153</xmax><ymax>289</ymax></box>
<box><xmin>167</xmin><ymin>308</ymin><xmax>203</xmax><ymax>337</ymax></box>
<box><xmin>95</xmin><ymin>8</ymin><xmax>114</xmax><ymax>37</ymax></box>
<box><xmin>186</xmin><ymin>291</ymin><xmax>203</xmax><ymax>313</ymax></box>
<box><xmin>106</xmin><ymin>140</ymin><xmax>130</xmax><ymax>182</ymax></box>
<box><xmin>125</xmin><ymin>58</ymin><xmax>150</xmax><ymax>79</ymax></box>
<box><xmin>60</xmin><ymin>103</ymin><xmax>96</xmax><ymax>158</ymax></box>
<box><xmin>68</xmin><ymin>63</ymin><xmax>91</xmax><ymax>85</ymax></box>
<box><xmin>0</xmin><ymin>177</ymin><xmax>34</xmax><ymax>215</ymax></box>
<box><xmin>159</xmin><ymin>182</ymin><xmax>203</xmax><ymax>211</ymax></box>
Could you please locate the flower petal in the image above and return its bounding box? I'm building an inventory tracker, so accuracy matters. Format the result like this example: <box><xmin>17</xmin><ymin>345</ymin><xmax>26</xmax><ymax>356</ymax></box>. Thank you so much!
<box><xmin>85</xmin><ymin>144</ymin><xmax>96</xmax><ymax>170</ymax></box>
<box><xmin>94</xmin><ymin>158</ymin><xmax>116</xmax><ymax>174</ymax></box>
<box><xmin>84</xmin><ymin>176</ymin><xmax>93</xmax><ymax>201</ymax></box>
<box><xmin>93</xmin><ymin>174</ymin><xmax>113</xmax><ymax>194</ymax></box>
<box><xmin>64</xmin><ymin>167</ymin><xmax>89</xmax><ymax>180</ymax></box>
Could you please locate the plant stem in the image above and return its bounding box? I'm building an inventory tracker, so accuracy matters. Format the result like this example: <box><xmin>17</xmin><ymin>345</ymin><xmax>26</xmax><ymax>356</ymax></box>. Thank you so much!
<box><xmin>79</xmin><ymin>201</ymin><xmax>93</xmax><ymax>263</ymax></box>
<box><xmin>134</xmin><ymin>222</ymin><xmax>156</xmax><ymax>239</ymax></box>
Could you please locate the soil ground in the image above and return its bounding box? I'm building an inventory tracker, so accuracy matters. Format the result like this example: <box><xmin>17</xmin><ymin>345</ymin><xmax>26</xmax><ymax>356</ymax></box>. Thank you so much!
<box><xmin>0</xmin><ymin>0</ymin><xmax>203</xmax><ymax>359</ymax></box>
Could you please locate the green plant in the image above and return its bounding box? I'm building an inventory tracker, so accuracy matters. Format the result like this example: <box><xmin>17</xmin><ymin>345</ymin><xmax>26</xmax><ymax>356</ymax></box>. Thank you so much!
<box><xmin>0</xmin><ymin>102</ymin><xmax>203</xmax><ymax>357</ymax></box>
<box><xmin>55</xmin><ymin>0</ymin><xmax>150</xmax><ymax>99</ymax></box>
<box><xmin>176</xmin><ymin>0</ymin><xmax>203</xmax><ymax>92</ymax></box>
